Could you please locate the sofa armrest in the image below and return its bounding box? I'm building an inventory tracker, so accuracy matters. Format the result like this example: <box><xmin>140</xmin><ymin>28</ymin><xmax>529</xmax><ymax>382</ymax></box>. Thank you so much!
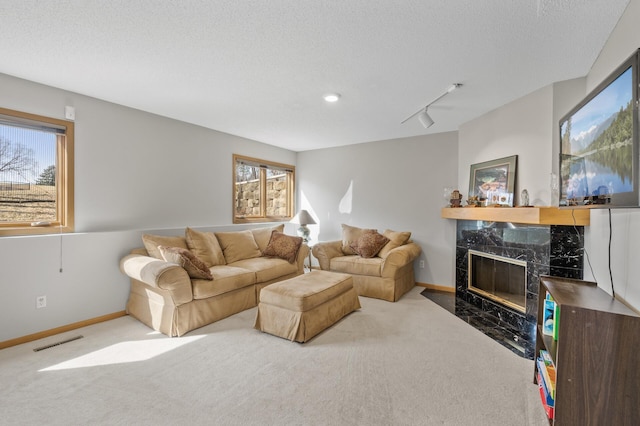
<box><xmin>296</xmin><ymin>243</ymin><xmax>310</xmax><ymax>273</ymax></box>
<box><xmin>120</xmin><ymin>254</ymin><xmax>193</xmax><ymax>305</ymax></box>
<box><xmin>311</xmin><ymin>240</ymin><xmax>344</xmax><ymax>270</ymax></box>
<box><xmin>381</xmin><ymin>242</ymin><xmax>422</xmax><ymax>278</ymax></box>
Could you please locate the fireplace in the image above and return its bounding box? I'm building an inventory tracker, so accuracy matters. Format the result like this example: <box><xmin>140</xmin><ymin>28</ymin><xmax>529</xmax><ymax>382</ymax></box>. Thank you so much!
<box><xmin>454</xmin><ymin>220</ymin><xmax>584</xmax><ymax>358</ymax></box>
<box><xmin>468</xmin><ymin>250</ymin><xmax>526</xmax><ymax>313</ymax></box>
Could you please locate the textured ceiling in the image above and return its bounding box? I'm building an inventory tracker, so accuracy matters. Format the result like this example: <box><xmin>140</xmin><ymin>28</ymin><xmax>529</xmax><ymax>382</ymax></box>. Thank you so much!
<box><xmin>0</xmin><ymin>0</ymin><xmax>630</xmax><ymax>152</ymax></box>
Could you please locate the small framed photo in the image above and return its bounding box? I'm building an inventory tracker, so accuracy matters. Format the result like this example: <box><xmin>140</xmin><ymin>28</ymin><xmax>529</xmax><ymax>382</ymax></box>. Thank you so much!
<box><xmin>468</xmin><ymin>155</ymin><xmax>517</xmax><ymax>206</ymax></box>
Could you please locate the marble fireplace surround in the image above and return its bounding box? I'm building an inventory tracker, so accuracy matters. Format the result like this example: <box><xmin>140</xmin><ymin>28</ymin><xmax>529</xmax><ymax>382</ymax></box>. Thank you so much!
<box><xmin>442</xmin><ymin>207</ymin><xmax>589</xmax><ymax>358</ymax></box>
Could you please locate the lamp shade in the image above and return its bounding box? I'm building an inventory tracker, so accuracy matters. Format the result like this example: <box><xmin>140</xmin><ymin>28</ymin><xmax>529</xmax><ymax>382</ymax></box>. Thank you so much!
<box><xmin>290</xmin><ymin>209</ymin><xmax>316</xmax><ymax>225</ymax></box>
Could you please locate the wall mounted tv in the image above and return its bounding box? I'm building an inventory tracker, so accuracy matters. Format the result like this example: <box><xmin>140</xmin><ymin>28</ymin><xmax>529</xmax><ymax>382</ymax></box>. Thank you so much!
<box><xmin>559</xmin><ymin>49</ymin><xmax>639</xmax><ymax>208</ymax></box>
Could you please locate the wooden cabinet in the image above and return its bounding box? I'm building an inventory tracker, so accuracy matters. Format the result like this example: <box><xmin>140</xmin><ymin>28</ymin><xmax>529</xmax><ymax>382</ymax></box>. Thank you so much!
<box><xmin>535</xmin><ymin>276</ymin><xmax>640</xmax><ymax>425</ymax></box>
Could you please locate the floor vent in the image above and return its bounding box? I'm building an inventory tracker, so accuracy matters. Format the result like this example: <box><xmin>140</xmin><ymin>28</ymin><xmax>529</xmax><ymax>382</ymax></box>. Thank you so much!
<box><xmin>33</xmin><ymin>335</ymin><xmax>83</xmax><ymax>352</ymax></box>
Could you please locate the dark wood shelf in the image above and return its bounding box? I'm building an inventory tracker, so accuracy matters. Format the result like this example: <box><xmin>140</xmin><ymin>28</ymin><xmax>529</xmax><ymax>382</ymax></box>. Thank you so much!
<box><xmin>534</xmin><ymin>275</ymin><xmax>640</xmax><ymax>425</ymax></box>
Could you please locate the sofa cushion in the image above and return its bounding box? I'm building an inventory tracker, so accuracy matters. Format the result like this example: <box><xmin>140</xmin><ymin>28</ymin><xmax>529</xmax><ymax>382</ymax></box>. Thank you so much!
<box><xmin>350</xmin><ymin>231</ymin><xmax>389</xmax><ymax>258</ymax></box>
<box><xmin>251</xmin><ymin>224</ymin><xmax>285</xmax><ymax>252</ymax></box>
<box><xmin>185</xmin><ymin>227</ymin><xmax>226</xmax><ymax>267</ymax></box>
<box><xmin>330</xmin><ymin>255</ymin><xmax>383</xmax><ymax>277</ymax></box>
<box><xmin>214</xmin><ymin>230</ymin><xmax>262</xmax><ymax>264</ymax></box>
<box><xmin>378</xmin><ymin>229</ymin><xmax>412</xmax><ymax>258</ymax></box>
<box><xmin>341</xmin><ymin>224</ymin><xmax>377</xmax><ymax>255</ymax></box>
<box><xmin>262</xmin><ymin>231</ymin><xmax>303</xmax><ymax>263</ymax></box>
<box><xmin>142</xmin><ymin>234</ymin><xmax>188</xmax><ymax>259</ymax></box>
<box><xmin>192</xmin><ymin>265</ymin><xmax>256</xmax><ymax>299</ymax></box>
<box><xmin>231</xmin><ymin>257</ymin><xmax>298</xmax><ymax>283</ymax></box>
<box><xmin>158</xmin><ymin>246</ymin><xmax>213</xmax><ymax>280</ymax></box>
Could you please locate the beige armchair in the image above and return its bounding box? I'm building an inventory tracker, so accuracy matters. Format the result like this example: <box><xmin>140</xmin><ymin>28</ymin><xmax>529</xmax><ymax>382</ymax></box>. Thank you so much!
<box><xmin>312</xmin><ymin>226</ymin><xmax>421</xmax><ymax>302</ymax></box>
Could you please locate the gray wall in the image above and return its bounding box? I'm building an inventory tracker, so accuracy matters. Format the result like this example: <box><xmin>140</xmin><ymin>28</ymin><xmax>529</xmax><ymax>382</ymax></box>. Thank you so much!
<box><xmin>0</xmin><ymin>73</ymin><xmax>297</xmax><ymax>342</ymax></box>
<box><xmin>297</xmin><ymin>132</ymin><xmax>458</xmax><ymax>287</ymax></box>
<box><xmin>455</xmin><ymin>0</ymin><xmax>640</xmax><ymax>311</ymax></box>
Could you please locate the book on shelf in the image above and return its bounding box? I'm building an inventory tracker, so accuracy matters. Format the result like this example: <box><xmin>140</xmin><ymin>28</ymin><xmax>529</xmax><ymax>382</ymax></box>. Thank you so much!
<box><xmin>552</xmin><ymin>301</ymin><xmax>560</xmax><ymax>341</ymax></box>
<box><xmin>537</xmin><ymin>375</ymin><xmax>555</xmax><ymax>420</ymax></box>
<box><xmin>542</xmin><ymin>296</ymin><xmax>555</xmax><ymax>336</ymax></box>
<box><xmin>537</xmin><ymin>371</ymin><xmax>555</xmax><ymax>408</ymax></box>
<box><xmin>540</xmin><ymin>349</ymin><xmax>554</xmax><ymax>366</ymax></box>
<box><xmin>536</xmin><ymin>357</ymin><xmax>556</xmax><ymax>400</ymax></box>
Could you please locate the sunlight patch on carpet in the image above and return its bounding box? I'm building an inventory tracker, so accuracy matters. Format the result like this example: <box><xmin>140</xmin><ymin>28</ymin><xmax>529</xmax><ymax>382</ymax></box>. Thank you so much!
<box><xmin>38</xmin><ymin>335</ymin><xmax>205</xmax><ymax>371</ymax></box>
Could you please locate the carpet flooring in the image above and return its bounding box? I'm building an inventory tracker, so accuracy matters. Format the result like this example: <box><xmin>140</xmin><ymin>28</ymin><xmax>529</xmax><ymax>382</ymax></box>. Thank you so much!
<box><xmin>0</xmin><ymin>287</ymin><xmax>549</xmax><ymax>425</ymax></box>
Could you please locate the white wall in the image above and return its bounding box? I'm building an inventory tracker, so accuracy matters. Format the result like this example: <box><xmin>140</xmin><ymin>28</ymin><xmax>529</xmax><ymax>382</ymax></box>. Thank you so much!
<box><xmin>0</xmin><ymin>73</ymin><xmax>297</xmax><ymax>342</ymax></box>
<box><xmin>579</xmin><ymin>0</ymin><xmax>640</xmax><ymax>310</ymax></box>
<box><xmin>297</xmin><ymin>132</ymin><xmax>458</xmax><ymax>287</ymax></box>
<box><xmin>458</xmin><ymin>84</ymin><xmax>554</xmax><ymax>206</ymax></box>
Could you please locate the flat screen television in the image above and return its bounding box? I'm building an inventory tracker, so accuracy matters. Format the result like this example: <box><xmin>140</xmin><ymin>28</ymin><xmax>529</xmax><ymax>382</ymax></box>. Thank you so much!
<box><xmin>559</xmin><ymin>49</ymin><xmax>639</xmax><ymax>208</ymax></box>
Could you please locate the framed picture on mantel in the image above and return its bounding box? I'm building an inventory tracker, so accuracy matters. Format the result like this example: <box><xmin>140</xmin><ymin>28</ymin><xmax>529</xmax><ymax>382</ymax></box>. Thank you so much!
<box><xmin>468</xmin><ymin>155</ymin><xmax>517</xmax><ymax>206</ymax></box>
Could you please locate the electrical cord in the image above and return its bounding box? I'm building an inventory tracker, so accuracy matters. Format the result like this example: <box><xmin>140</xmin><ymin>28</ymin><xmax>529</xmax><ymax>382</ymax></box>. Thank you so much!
<box><xmin>608</xmin><ymin>209</ymin><xmax>615</xmax><ymax>298</ymax></box>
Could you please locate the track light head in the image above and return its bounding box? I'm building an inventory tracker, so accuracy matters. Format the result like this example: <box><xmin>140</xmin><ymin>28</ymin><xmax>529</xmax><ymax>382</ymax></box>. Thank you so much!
<box><xmin>418</xmin><ymin>109</ymin><xmax>434</xmax><ymax>128</ymax></box>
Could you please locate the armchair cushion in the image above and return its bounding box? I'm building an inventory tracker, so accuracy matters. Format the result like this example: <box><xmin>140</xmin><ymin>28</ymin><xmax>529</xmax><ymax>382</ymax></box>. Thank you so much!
<box><xmin>215</xmin><ymin>230</ymin><xmax>262</xmax><ymax>264</ymax></box>
<box><xmin>185</xmin><ymin>227</ymin><xmax>226</xmax><ymax>267</ymax></box>
<box><xmin>142</xmin><ymin>234</ymin><xmax>188</xmax><ymax>259</ymax></box>
<box><xmin>378</xmin><ymin>229</ymin><xmax>412</xmax><ymax>258</ymax></box>
<box><xmin>158</xmin><ymin>245</ymin><xmax>213</xmax><ymax>280</ymax></box>
<box><xmin>262</xmin><ymin>231</ymin><xmax>303</xmax><ymax>263</ymax></box>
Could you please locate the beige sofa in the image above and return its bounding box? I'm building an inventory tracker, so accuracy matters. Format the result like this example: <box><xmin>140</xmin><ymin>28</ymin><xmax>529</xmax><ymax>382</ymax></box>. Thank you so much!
<box><xmin>312</xmin><ymin>225</ymin><xmax>421</xmax><ymax>302</ymax></box>
<box><xmin>120</xmin><ymin>225</ymin><xmax>309</xmax><ymax>337</ymax></box>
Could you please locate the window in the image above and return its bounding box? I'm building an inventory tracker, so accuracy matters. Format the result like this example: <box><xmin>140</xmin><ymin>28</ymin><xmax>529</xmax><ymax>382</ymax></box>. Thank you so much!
<box><xmin>233</xmin><ymin>154</ymin><xmax>294</xmax><ymax>223</ymax></box>
<box><xmin>0</xmin><ymin>107</ymin><xmax>74</xmax><ymax>236</ymax></box>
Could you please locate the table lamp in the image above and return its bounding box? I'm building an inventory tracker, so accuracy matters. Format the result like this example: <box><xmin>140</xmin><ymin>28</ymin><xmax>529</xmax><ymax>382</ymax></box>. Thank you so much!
<box><xmin>290</xmin><ymin>210</ymin><xmax>316</xmax><ymax>243</ymax></box>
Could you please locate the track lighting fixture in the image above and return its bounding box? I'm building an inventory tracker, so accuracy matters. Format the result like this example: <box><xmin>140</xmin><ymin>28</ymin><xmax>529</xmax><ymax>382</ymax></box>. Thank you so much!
<box><xmin>401</xmin><ymin>83</ymin><xmax>462</xmax><ymax>128</ymax></box>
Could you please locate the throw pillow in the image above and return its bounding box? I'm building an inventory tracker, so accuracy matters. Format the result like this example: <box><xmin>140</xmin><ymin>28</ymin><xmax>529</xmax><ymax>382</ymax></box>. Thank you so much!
<box><xmin>214</xmin><ymin>230</ymin><xmax>262</xmax><ymax>264</ymax></box>
<box><xmin>251</xmin><ymin>224</ymin><xmax>285</xmax><ymax>252</ymax></box>
<box><xmin>377</xmin><ymin>229</ymin><xmax>412</xmax><ymax>258</ymax></box>
<box><xmin>185</xmin><ymin>227</ymin><xmax>226</xmax><ymax>267</ymax></box>
<box><xmin>142</xmin><ymin>234</ymin><xmax>188</xmax><ymax>259</ymax></box>
<box><xmin>341</xmin><ymin>224</ymin><xmax>377</xmax><ymax>255</ymax></box>
<box><xmin>158</xmin><ymin>246</ymin><xmax>213</xmax><ymax>280</ymax></box>
<box><xmin>262</xmin><ymin>231</ymin><xmax>303</xmax><ymax>263</ymax></box>
<box><xmin>350</xmin><ymin>232</ymin><xmax>390</xmax><ymax>258</ymax></box>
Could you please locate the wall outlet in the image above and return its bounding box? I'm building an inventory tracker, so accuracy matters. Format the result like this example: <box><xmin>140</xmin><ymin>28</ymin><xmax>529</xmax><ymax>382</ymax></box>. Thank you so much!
<box><xmin>419</xmin><ymin>260</ymin><xmax>425</xmax><ymax>269</ymax></box>
<box><xmin>36</xmin><ymin>295</ymin><xmax>47</xmax><ymax>309</ymax></box>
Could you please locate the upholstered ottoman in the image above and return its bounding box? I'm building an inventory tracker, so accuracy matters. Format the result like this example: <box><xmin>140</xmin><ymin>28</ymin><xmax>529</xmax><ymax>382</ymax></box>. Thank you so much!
<box><xmin>254</xmin><ymin>271</ymin><xmax>361</xmax><ymax>342</ymax></box>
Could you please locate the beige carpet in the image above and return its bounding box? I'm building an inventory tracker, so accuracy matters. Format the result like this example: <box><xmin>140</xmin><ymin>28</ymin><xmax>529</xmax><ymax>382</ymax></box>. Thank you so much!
<box><xmin>0</xmin><ymin>287</ymin><xmax>548</xmax><ymax>425</ymax></box>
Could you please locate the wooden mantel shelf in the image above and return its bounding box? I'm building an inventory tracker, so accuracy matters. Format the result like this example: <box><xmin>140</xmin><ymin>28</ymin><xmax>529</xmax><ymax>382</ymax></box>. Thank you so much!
<box><xmin>441</xmin><ymin>206</ymin><xmax>590</xmax><ymax>226</ymax></box>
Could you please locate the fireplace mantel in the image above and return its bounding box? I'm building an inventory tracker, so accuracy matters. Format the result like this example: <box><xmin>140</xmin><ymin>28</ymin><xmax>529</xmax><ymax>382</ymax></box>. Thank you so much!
<box><xmin>441</xmin><ymin>206</ymin><xmax>589</xmax><ymax>226</ymax></box>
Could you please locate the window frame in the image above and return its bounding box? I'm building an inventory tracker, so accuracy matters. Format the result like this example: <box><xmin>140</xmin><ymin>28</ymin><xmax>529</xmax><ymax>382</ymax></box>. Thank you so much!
<box><xmin>0</xmin><ymin>107</ymin><xmax>74</xmax><ymax>236</ymax></box>
<box><xmin>233</xmin><ymin>154</ymin><xmax>295</xmax><ymax>224</ymax></box>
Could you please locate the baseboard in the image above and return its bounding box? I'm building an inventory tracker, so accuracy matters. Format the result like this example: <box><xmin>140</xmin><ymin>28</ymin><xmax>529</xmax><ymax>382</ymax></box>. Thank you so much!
<box><xmin>415</xmin><ymin>282</ymin><xmax>455</xmax><ymax>293</ymax></box>
<box><xmin>0</xmin><ymin>311</ymin><xmax>127</xmax><ymax>350</ymax></box>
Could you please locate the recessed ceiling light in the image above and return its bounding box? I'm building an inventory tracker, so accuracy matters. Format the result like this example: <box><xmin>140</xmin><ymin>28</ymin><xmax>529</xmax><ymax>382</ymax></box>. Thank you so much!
<box><xmin>323</xmin><ymin>93</ymin><xmax>341</xmax><ymax>102</ymax></box>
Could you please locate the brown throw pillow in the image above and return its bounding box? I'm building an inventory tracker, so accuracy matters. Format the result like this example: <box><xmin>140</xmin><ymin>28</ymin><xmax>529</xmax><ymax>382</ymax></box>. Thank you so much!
<box><xmin>251</xmin><ymin>224</ymin><xmax>285</xmax><ymax>252</ymax></box>
<box><xmin>341</xmin><ymin>224</ymin><xmax>377</xmax><ymax>255</ymax></box>
<box><xmin>158</xmin><ymin>246</ymin><xmax>213</xmax><ymax>280</ymax></box>
<box><xmin>262</xmin><ymin>231</ymin><xmax>303</xmax><ymax>263</ymax></box>
<box><xmin>377</xmin><ymin>229</ymin><xmax>412</xmax><ymax>258</ymax></box>
<box><xmin>350</xmin><ymin>232</ymin><xmax>390</xmax><ymax>258</ymax></box>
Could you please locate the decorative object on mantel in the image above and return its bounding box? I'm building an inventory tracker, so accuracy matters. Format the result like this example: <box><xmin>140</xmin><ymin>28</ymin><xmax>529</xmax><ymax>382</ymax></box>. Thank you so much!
<box><xmin>520</xmin><ymin>189</ymin><xmax>530</xmax><ymax>207</ymax></box>
<box><xmin>449</xmin><ymin>189</ymin><xmax>463</xmax><ymax>207</ymax></box>
<box><xmin>466</xmin><ymin>195</ymin><xmax>480</xmax><ymax>207</ymax></box>
<box><xmin>468</xmin><ymin>155</ymin><xmax>517</xmax><ymax>207</ymax></box>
